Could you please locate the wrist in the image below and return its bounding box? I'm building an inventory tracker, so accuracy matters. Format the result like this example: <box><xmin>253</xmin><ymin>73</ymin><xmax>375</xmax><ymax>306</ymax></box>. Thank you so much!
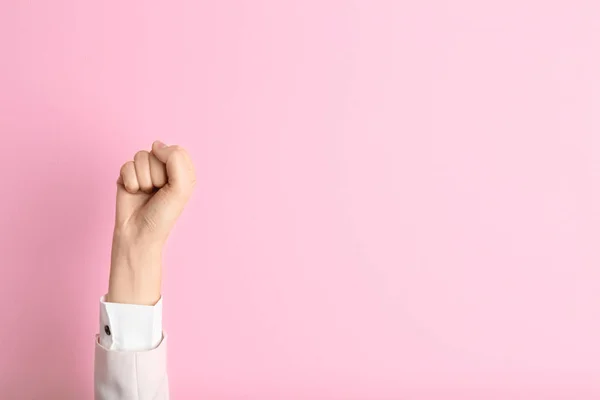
<box><xmin>108</xmin><ymin>239</ymin><xmax>163</xmax><ymax>305</ymax></box>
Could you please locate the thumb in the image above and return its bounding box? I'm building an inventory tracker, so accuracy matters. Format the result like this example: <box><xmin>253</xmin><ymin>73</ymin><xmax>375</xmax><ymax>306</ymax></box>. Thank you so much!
<box><xmin>151</xmin><ymin>141</ymin><xmax>195</xmax><ymax>195</ymax></box>
<box><xmin>145</xmin><ymin>141</ymin><xmax>196</xmax><ymax>228</ymax></box>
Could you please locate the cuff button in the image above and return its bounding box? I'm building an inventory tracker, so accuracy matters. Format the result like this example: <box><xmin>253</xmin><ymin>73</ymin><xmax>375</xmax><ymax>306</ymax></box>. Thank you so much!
<box><xmin>104</xmin><ymin>325</ymin><xmax>111</xmax><ymax>336</ymax></box>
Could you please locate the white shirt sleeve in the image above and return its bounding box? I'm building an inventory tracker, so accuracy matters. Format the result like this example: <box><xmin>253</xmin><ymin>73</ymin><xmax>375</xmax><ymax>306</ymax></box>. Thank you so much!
<box><xmin>98</xmin><ymin>295</ymin><xmax>163</xmax><ymax>352</ymax></box>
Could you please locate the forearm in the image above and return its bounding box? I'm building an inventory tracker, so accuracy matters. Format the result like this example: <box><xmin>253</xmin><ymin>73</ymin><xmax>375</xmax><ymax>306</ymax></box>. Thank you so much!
<box><xmin>107</xmin><ymin>237</ymin><xmax>163</xmax><ymax>306</ymax></box>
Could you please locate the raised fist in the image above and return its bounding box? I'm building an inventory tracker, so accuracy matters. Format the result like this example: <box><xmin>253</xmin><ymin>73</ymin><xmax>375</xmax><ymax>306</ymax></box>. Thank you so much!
<box><xmin>108</xmin><ymin>141</ymin><xmax>196</xmax><ymax>305</ymax></box>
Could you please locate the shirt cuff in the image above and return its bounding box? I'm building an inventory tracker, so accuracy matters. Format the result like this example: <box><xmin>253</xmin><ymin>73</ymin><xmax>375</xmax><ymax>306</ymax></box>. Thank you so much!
<box><xmin>99</xmin><ymin>295</ymin><xmax>163</xmax><ymax>352</ymax></box>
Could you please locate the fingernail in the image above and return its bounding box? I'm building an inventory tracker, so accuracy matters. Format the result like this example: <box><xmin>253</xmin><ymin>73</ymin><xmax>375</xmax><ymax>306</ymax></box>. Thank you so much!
<box><xmin>155</xmin><ymin>140</ymin><xmax>167</xmax><ymax>149</ymax></box>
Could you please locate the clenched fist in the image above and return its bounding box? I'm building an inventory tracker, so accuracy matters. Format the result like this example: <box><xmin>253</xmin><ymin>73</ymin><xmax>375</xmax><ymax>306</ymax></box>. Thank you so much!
<box><xmin>107</xmin><ymin>141</ymin><xmax>196</xmax><ymax>305</ymax></box>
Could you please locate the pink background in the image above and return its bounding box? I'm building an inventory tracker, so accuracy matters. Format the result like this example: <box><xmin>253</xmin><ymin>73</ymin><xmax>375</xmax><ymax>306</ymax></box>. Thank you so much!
<box><xmin>1</xmin><ymin>1</ymin><xmax>599</xmax><ymax>398</ymax></box>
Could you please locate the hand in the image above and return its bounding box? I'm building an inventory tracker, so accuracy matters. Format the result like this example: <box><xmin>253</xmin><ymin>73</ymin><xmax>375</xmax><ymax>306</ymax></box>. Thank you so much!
<box><xmin>107</xmin><ymin>141</ymin><xmax>196</xmax><ymax>305</ymax></box>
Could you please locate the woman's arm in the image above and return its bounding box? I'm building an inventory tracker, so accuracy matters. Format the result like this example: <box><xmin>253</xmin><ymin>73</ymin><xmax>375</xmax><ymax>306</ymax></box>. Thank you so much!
<box><xmin>94</xmin><ymin>141</ymin><xmax>196</xmax><ymax>400</ymax></box>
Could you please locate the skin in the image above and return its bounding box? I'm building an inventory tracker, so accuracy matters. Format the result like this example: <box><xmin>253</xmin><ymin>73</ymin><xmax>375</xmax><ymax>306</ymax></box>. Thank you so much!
<box><xmin>107</xmin><ymin>141</ymin><xmax>196</xmax><ymax>305</ymax></box>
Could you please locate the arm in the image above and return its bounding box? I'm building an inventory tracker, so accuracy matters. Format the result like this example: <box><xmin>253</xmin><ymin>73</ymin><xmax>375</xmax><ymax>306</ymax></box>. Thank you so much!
<box><xmin>94</xmin><ymin>141</ymin><xmax>196</xmax><ymax>400</ymax></box>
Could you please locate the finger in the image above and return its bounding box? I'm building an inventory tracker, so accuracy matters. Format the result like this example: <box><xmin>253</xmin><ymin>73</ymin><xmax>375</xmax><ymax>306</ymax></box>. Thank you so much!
<box><xmin>151</xmin><ymin>141</ymin><xmax>195</xmax><ymax>196</ymax></box>
<box><xmin>120</xmin><ymin>161</ymin><xmax>139</xmax><ymax>193</ymax></box>
<box><xmin>149</xmin><ymin>152</ymin><xmax>167</xmax><ymax>188</ymax></box>
<box><xmin>134</xmin><ymin>151</ymin><xmax>153</xmax><ymax>193</ymax></box>
<box><xmin>115</xmin><ymin>161</ymin><xmax>145</xmax><ymax>226</ymax></box>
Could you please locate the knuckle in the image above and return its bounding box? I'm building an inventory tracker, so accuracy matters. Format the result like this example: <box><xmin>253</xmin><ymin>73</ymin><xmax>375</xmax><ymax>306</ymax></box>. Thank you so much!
<box><xmin>125</xmin><ymin>179</ymin><xmax>138</xmax><ymax>190</ymax></box>
<box><xmin>134</xmin><ymin>150</ymin><xmax>149</xmax><ymax>162</ymax></box>
<box><xmin>153</xmin><ymin>177</ymin><xmax>167</xmax><ymax>188</ymax></box>
<box><xmin>120</xmin><ymin>161</ymin><xmax>133</xmax><ymax>174</ymax></box>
